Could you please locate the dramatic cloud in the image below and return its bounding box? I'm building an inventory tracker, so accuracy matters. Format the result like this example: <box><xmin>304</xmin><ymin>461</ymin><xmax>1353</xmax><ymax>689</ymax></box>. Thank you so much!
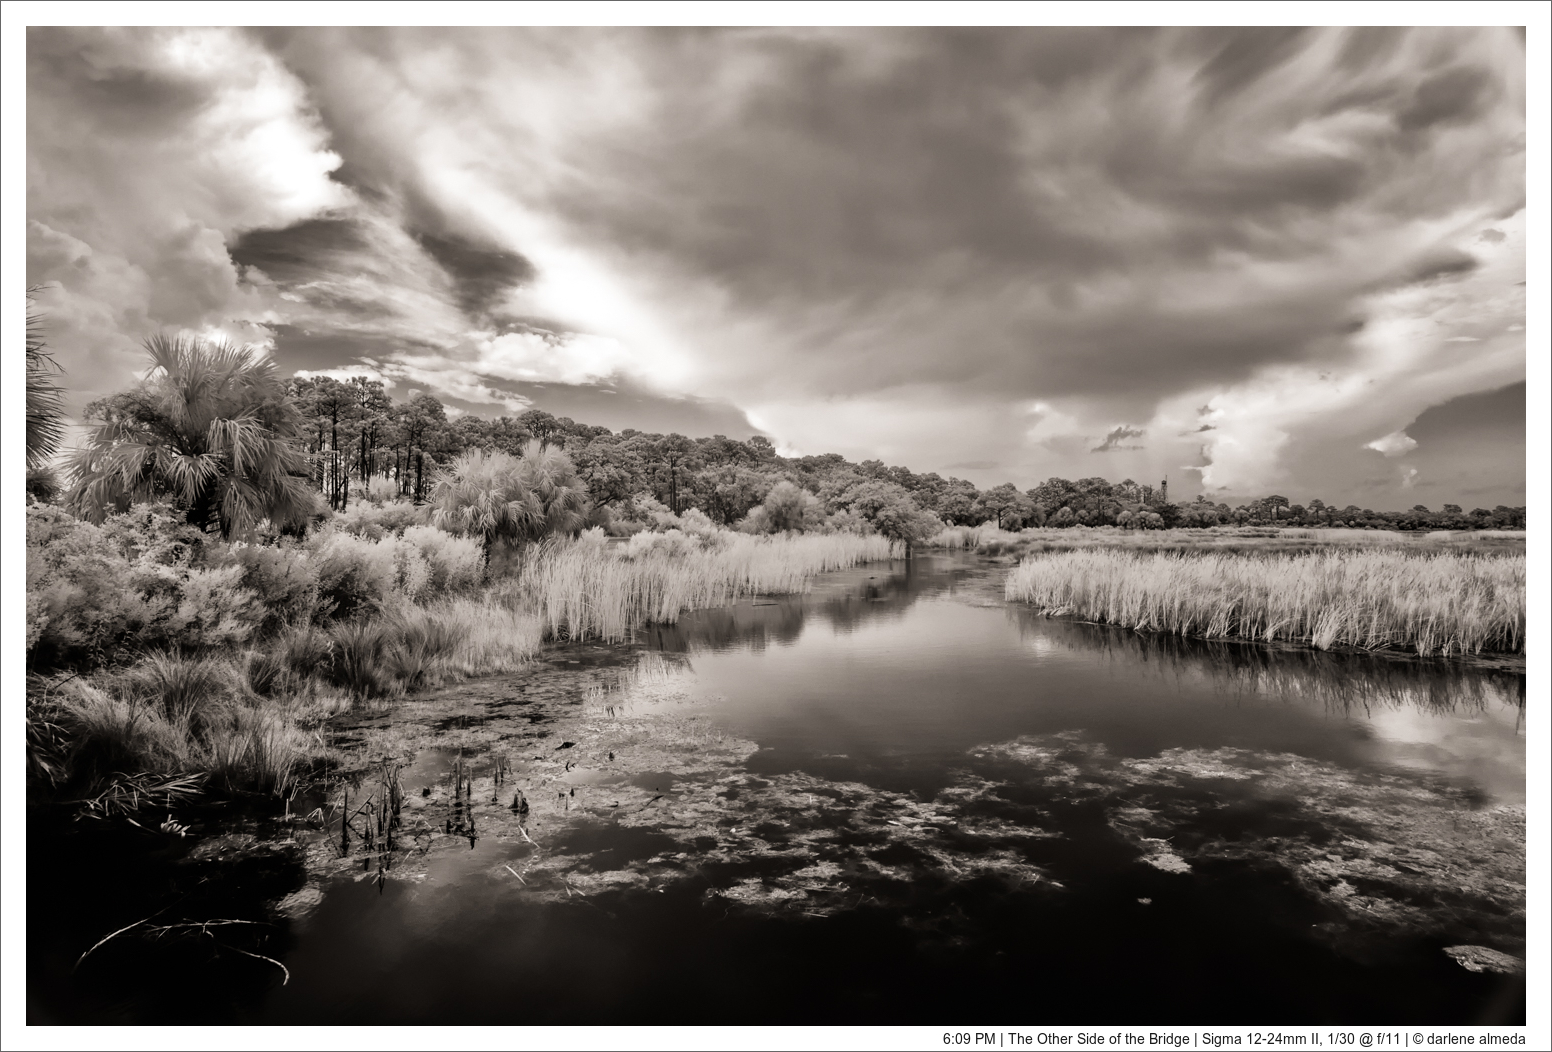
<box><xmin>26</xmin><ymin>28</ymin><xmax>350</xmax><ymax>413</ymax></box>
<box><xmin>27</xmin><ymin>26</ymin><xmax>1527</xmax><ymax>503</ymax></box>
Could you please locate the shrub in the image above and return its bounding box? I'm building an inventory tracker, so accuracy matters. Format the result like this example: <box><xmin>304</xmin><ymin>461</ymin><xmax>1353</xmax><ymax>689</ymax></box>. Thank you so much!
<box><xmin>364</xmin><ymin>476</ymin><xmax>399</xmax><ymax>504</ymax></box>
<box><xmin>309</xmin><ymin>530</ymin><xmax>402</xmax><ymax>618</ymax></box>
<box><xmin>743</xmin><ymin>480</ymin><xmax>821</xmax><ymax>533</ymax></box>
<box><xmin>229</xmin><ymin>542</ymin><xmax>325</xmax><ymax>630</ymax></box>
<box><xmin>624</xmin><ymin>528</ymin><xmax>703</xmax><ymax>559</ymax></box>
<box><xmin>335</xmin><ymin>499</ymin><xmax>427</xmax><ymax>540</ymax></box>
<box><xmin>166</xmin><ymin>565</ymin><xmax>263</xmax><ymax>648</ymax></box>
<box><xmin>27</xmin><ymin>504</ymin><xmax>201</xmax><ymax>669</ymax></box>
<box><xmin>402</xmin><ymin>525</ymin><xmax>484</xmax><ymax>595</ymax></box>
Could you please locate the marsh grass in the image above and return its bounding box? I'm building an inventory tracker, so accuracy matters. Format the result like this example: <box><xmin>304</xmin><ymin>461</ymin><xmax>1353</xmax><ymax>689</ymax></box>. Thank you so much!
<box><xmin>937</xmin><ymin>525</ymin><xmax>1525</xmax><ymax>558</ymax></box>
<box><xmin>1007</xmin><ymin>549</ymin><xmax>1525</xmax><ymax>656</ymax></box>
<box><xmin>517</xmin><ymin>531</ymin><xmax>897</xmax><ymax>643</ymax></box>
<box><xmin>48</xmin><ymin>670</ymin><xmax>321</xmax><ymax>796</ymax></box>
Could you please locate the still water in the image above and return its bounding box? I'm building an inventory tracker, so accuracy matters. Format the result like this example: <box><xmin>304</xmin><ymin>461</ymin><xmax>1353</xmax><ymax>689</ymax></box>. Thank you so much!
<box><xmin>33</xmin><ymin>555</ymin><xmax>1526</xmax><ymax>1024</ymax></box>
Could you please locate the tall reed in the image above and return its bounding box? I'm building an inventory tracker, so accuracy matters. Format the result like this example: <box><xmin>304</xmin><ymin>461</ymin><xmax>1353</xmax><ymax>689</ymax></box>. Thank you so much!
<box><xmin>515</xmin><ymin>532</ymin><xmax>897</xmax><ymax>642</ymax></box>
<box><xmin>1006</xmin><ymin>549</ymin><xmax>1524</xmax><ymax>656</ymax></box>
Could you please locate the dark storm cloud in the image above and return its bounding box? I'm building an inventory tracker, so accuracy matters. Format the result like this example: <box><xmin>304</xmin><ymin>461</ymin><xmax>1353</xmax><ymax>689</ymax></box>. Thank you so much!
<box><xmin>1092</xmin><ymin>426</ymin><xmax>1147</xmax><ymax>453</ymax></box>
<box><xmin>1395</xmin><ymin>66</ymin><xmax>1495</xmax><ymax>132</ymax></box>
<box><xmin>1188</xmin><ymin>26</ymin><xmax>1312</xmax><ymax>107</ymax></box>
<box><xmin>230</xmin><ymin>217</ymin><xmax>368</xmax><ymax>281</ymax></box>
<box><xmin>1407</xmin><ymin>382</ymin><xmax>1525</xmax><ymax>445</ymax></box>
<box><xmin>412</xmin><ymin>231</ymin><xmax>536</xmax><ymax>319</ymax></box>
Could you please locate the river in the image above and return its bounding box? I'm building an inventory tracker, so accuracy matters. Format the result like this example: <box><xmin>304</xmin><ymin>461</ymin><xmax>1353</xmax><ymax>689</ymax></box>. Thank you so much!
<box><xmin>31</xmin><ymin>554</ymin><xmax>1526</xmax><ymax>1024</ymax></box>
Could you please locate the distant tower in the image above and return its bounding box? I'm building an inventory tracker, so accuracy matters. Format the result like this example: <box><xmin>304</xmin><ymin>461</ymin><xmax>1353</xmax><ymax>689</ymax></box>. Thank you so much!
<box><xmin>1159</xmin><ymin>477</ymin><xmax>1168</xmax><ymax>504</ymax></box>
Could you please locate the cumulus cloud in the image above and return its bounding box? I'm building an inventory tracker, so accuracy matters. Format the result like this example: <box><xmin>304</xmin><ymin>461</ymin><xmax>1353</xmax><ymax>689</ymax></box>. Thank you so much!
<box><xmin>27</xmin><ymin>27</ymin><xmax>1526</xmax><ymax>503</ymax></box>
<box><xmin>26</xmin><ymin>27</ymin><xmax>350</xmax><ymax>414</ymax></box>
<box><xmin>471</xmin><ymin>331</ymin><xmax>636</xmax><ymax>386</ymax></box>
<box><xmin>1365</xmin><ymin>430</ymin><xmax>1419</xmax><ymax>457</ymax></box>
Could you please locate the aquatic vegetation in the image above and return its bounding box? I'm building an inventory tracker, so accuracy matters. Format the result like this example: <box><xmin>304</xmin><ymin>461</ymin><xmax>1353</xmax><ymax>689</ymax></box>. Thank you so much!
<box><xmin>515</xmin><ymin>531</ymin><xmax>899</xmax><ymax>643</ymax></box>
<box><xmin>974</xmin><ymin>732</ymin><xmax>1525</xmax><ymax>959</ymax></box>
<box><xmin>1006</xmin><ymin>549</ymin><xmax>1524</xmax><ymax>655</ymax></box>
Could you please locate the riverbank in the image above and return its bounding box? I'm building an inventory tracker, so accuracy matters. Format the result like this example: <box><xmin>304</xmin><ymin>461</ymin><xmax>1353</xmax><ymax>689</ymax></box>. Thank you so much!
<box><xmin>25</xmin><ymin>516</ymin><xmax>898</xmax><ymax>811</ymax></box>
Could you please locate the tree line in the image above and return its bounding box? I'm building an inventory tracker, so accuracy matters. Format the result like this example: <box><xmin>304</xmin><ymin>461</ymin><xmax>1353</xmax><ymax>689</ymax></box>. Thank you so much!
<box><xmin>24</xmin><ymin>325</ymin><xmax>1527</xmax><ymax>539</ymax></box>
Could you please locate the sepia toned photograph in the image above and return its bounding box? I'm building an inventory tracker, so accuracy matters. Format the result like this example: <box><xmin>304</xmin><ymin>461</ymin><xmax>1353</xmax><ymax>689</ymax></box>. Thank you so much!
<box><xmin>13</xmin><ymin>15</ymin><xmax>1535</xmax><ymax>1038</ymax></box>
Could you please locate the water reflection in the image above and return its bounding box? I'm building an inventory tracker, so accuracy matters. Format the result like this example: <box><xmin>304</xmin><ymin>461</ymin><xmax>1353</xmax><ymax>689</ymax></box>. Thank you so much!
<box><xmin>655</xmin><ymin>553</ymin><xmax>1524</xmax><ymax>805</ymax></box>
<box><xmin>1007</xmin><ymin>610</ymin><xmax>1525</xmax><ymax>720</ymax></box>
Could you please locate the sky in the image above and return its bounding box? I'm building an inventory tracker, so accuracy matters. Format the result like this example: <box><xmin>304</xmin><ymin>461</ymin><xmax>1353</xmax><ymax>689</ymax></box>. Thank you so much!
<box><xmin>24</xmin><ymin>25</ymin><xmax>1531</xmax><ymax>508</ymax></box>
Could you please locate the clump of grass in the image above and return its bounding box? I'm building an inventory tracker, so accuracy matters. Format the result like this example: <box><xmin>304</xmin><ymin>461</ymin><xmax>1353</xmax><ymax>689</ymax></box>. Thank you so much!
<box><xmin>54</xmin><ymin>680</ymin><xmax>196</xmax><ymax>784</ymax></box>
<box><xmin>49</xmin><ymin>669</ymin><xmax>320</xmax><ymax>798</ymax></box>
<box><xmin>430</xmin><ymin>597</ymin><xmax>543</xmax><ymax>677</ymax></box>
<box><xmin>926</xmin><ymin>525</ymin><xmax>985</xmax><ymax>550</ymax></box>
<box><xmin>325</xmin><ymin>599</ymin><xmax>546</xmax><ymax>701</ymax></box>
<box><xmin>327</xmin><ymin>620</ymin><xmax>402</xmax><ymax>700</ymax></box>
<box><xmin>1006</xmin><ymin>549</ymin><xmax>1524</xmax><ymax>656</ymax></box>
<box><xmin>123</xmin><ymin>650</ymin><xmax>238</xmax><ymax>730</ymax></box>
<box><xmin>202</xmin><ymin>705</ymin><xmax>310</xmax><ymax>794</ymax></box>
<box><xmin>515</xmin><ymin>531</ymin><xmax>897</xmax><ymax>643</ymax></box>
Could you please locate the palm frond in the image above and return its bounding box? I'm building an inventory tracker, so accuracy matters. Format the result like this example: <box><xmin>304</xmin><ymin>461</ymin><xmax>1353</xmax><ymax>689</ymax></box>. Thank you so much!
<box><xmin>26</xmin><ymin>287</ymin><xmax>67</xmax><ymax>472</ymax></box>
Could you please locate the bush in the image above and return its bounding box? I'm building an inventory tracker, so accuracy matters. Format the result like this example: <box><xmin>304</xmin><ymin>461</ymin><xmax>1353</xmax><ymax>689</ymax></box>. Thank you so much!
<box><xmin>624</xmin><ymin>528</ymin><xmax>703</xmax><ymax>559</ymax></box>
<box><xmin>308</xmin><ymin>530</ymin><xmax>403</xmax><ymax>617</ymax></box>
<box><xmin>402</xmin><ymin>525</ymin><xmax>484</xmax><ymax>595</ymax></box>
<box><xmin>363</xmin><ymin>476</ymin><xmax>400</xmax><ymax>504</ymax></box>
<box><xmin>743</xmin><ymin>480</ymin><xmax>820</xmax><ymax>533</ymax></box>
<box><xmin>228</xmin><ymin>541</ymin><xmax>325</xmax><ymax>630</ymax></box>
<box><xmin>26</xmin><ymin>503</ymin><xmax>262</xmax><ymax>669</ymax></box>
<box><xmin>335</xmin><ymin>499</ymin><xmax>427</xmax><ymax>540</ymax></box>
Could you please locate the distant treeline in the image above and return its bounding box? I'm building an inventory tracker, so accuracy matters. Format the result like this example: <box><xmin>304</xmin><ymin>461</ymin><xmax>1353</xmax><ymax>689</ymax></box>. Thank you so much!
<box><xmin>254</xmin><ymin>375</ymin><xmax>1525</xmax><ymax>534</ymax></box>
<box><xmin>33</xmin><ymin>366</ymin><xmax>1525</xmax><ymax>535</ymax></box>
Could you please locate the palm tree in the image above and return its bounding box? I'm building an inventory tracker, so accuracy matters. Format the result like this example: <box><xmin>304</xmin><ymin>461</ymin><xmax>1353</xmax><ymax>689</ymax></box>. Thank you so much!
<box><xmin>65</xmin><ymin>334</ymin><xmax>316</xmax><ymax>538</ymax></box>
<box><xmin>513</xmin><ymin>440</ymin><xmax>589</xmax><ymax>538</ymax></box>
<box><xmin>430</xmin><ymin>440</ymin><xmax>589</xmax><ymax>560</ymax></box>
<box><xmin>26</xmin><ymin>286</ymin><xmax>66</xmax><ymax>475</ymax></box>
